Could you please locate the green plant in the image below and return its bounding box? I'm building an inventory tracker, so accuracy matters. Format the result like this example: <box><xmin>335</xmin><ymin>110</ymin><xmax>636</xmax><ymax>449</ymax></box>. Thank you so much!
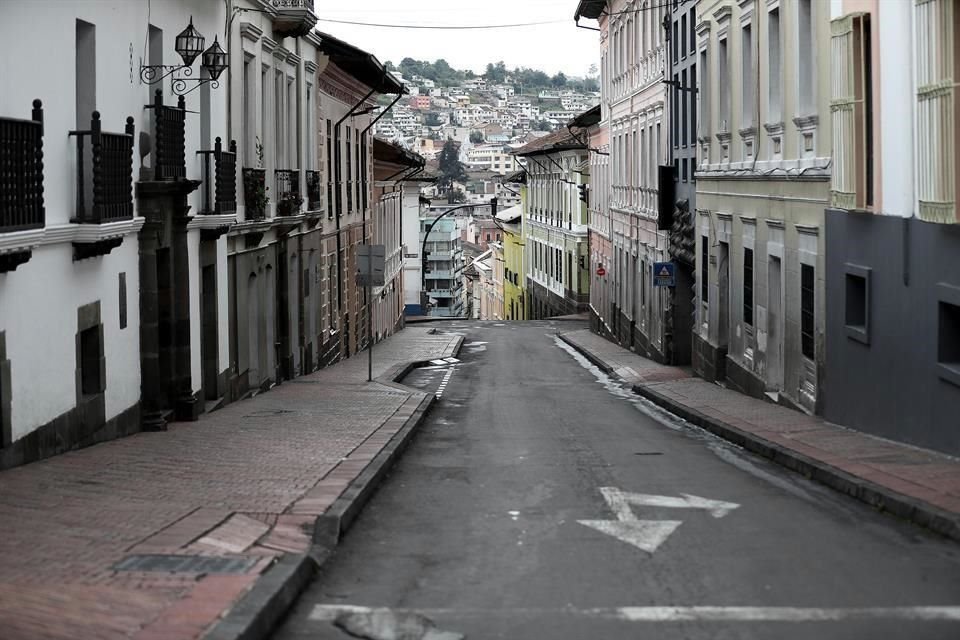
<box><xmin>255</xmin><ymin>136</ymin><xmax>265</xmax><ymax>169</ymax></box>
<box><xmin>277</xmin><ymin>192</ymin><xmax>303</xmax><ymax>216</ymax></box>
<box><xmin>254</xmin><ymin>184</ymin><xmax>269</xmax><ymax>212</ymax></box>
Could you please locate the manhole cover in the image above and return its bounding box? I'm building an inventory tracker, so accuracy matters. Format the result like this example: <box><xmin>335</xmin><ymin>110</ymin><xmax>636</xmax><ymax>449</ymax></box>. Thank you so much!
<box><xmin>113</xmin><ymin>554</ymin><xmax>259</xmax><ymax>574</ymax></box>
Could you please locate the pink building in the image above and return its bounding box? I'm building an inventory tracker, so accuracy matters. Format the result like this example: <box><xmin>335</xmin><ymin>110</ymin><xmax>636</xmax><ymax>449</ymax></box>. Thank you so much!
<box><xmin>409</xmin><ymin>95</ymin><xmax>431</xmax><ymax>110</ymax></box>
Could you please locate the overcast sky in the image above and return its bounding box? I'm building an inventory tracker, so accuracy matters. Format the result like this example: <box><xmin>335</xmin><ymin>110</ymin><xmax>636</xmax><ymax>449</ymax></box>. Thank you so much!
<box><xmin>316</xmin><ymin>1</ymin><xmax>602</xmax><ymax>78</ymax></box>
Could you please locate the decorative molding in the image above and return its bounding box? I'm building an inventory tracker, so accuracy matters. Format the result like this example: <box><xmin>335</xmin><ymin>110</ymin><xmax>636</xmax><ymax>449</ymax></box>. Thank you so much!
<box><xmin>696</xmin><ymin>20</ymin><xmax>712</xmax><ymax>37</ymax></box>
<box><xmin>763</xmin><ymin>121</ymin><xmax>785</xmax><ymax>135</ymax></box>
<box><xmin>240</xmin><ymin>22</ymin><xmax>263</xmax><ymax>44</ymax></box>
<box><xmin>261</xmin><ymin>36</ymin><xmax>278</xmax><ymax>55</ymax></box>
<box><xmin>186</xmin><ymin>213</ymin><xmax>238</xmax><ymax>231</ymax></box>
<box><xmin>792</xmin><ymin>115</ymin><xmax>819</xmax><ymax>131</ymax></box>
<box><xmin>713</xmin><ymin>6</ymin><xmax>733</xmax><ymax>24</ymax></box>
<box><xmin>304</xmin><ymin>60</ymin><xmax>318</xmax><ymax>74</ymax></box>
<box><xmin>738</xmin><ymin>126</ymin><xmax>757</xmax><ymax>138</ymax></box>
<box><xmin>0</xmin><ymin>218</ymin><xmax>145</xmax><ymax>255</ymax></box>
<box><xmin>274</xmin><ymin>45</ymin><xmax>291</xmax><ymax>62</ymax></box>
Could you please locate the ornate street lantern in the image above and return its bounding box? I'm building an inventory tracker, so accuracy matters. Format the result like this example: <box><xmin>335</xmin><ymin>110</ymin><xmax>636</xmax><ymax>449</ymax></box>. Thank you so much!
<box><xmin>201</xmin><ymin>37</ymin><xmax>228</xmax><ymax>81</ymax></box>
<box><xmin>175</xmin><ymin>17</ymin><xmax>205</xmax><ymax>67</ymax></box>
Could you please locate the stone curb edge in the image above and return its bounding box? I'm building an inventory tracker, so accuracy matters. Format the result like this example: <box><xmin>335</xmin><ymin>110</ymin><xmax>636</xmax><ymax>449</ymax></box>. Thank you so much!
<box><xmin>203</xmin><ymin>335</ymin><xmax>463</xmax><ymax>640</ymax></box>
<box><xmin>557</xmin><ymin>332</ymin><xmax>960</xmax><ymax>543</ymax></box>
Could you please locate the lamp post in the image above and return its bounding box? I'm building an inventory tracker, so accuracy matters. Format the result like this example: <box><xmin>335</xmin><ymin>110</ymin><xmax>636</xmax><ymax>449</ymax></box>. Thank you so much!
<box><xmin>140</xmin><ymin>16</ymin><xmax>229</xmax><ymax>96</ymax></box>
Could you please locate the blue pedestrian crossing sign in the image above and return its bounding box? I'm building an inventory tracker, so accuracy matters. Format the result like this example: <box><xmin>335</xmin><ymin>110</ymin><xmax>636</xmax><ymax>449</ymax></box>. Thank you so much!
<box><xmin>653</xmin><ymin>261</ymin><xmax>676</xmax><ymax>287</ymax></box>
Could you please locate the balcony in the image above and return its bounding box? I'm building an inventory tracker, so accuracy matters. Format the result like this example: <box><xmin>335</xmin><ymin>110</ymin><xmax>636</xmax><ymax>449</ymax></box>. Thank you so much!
<box><xmin>271</xmin><ymin>0</ymin><xmax>317</xmax><ymax>38</ymax></box>
<box><xmin>69</xmin><ymin>111</ymin><xmax>134</xmax><ymax>225</ymax></box>
<box><xmin>1</xmin><ymin>99</ymin><xmax>44</xmax><ymax>234</ymax></box>
<box><xmin>197</xmin><ymin>137</ymin><xmax>237</xmax><ymax>215</ymax></box>
<box><xmin>148</xmin><ymin>90</ymin><xmax>186</xmax><ymax>181</ymax></box>
<box><xmin>0</xmin><ymin>99</ymin><xmax>44</xmax><ymax>273</ymax></box>
<box><xmin>242</xmin><ymin>168</ymin><xmax>267</xmax><ymax>220</ymax></box>
<box><xmin>275</xmin><ymin>169</ymin><xmax>302</xmax><ymax>216</ymax></box>
<box><xmin>306</xmin><ymin>170</ymin><xmax>322</xmax><ymax>212</ymax></box>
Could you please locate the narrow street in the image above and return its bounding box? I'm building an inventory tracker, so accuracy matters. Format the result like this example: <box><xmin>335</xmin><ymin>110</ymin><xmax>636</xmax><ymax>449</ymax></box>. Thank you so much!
<box><xmin>274</xmin><ymin>321</ymin><xmax>960</xmax><ymax>640</ymax></box>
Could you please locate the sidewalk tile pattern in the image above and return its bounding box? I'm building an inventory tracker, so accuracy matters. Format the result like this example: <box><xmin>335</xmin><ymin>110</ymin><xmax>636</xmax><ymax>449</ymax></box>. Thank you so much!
<box><xmin>0</xmin><ymin>328</ymin><xmax>459</xmax><ymax>640</ymax></box>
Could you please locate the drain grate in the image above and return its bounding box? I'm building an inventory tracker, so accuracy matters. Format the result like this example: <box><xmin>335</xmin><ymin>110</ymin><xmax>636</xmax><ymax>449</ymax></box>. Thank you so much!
<box><xmin>113</xmin><ymin>554</ymin><xmax>259</xmax><ymax>574</ymax></box>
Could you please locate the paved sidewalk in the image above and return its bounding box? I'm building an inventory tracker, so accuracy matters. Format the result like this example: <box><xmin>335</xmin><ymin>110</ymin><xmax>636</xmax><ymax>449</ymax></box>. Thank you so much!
<box><xmin>0</xmin><ymin>328</ymin><xmax>461</xmax><ymax>640</ymax></box>
<box><xmin>559</xmin><ymin>329</ymin><xmax>960</xmax><ymax>541</ymax></box>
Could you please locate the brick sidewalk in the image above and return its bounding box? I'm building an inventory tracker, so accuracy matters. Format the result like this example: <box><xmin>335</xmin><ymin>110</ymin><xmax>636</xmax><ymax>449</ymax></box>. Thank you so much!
<box><xmin>0</xmin><ymin>328</ymin><xmax>460</xmax><ymax>640</ymax></box>
<box><xmin>560</xmin><ymin>329</ymin><xmax>960</xmax><ymax>541</ymax></box>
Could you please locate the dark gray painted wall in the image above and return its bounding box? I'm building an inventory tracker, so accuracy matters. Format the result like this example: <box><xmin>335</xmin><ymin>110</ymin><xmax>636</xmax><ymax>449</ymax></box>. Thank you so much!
<box><xmin>824</xmin><ymin>209</ymin><xmax>960</xmax><ymax>455</ymax></box>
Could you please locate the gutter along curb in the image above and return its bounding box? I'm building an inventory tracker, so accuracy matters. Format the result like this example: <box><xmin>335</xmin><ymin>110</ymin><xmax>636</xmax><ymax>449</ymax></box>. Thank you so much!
<box><xmin>204</xmin><ymin>335</ymin><xmax>464</xmax><ymax>640</ymax></box>
<box><xmin>556</xmin><ymin>332</ymin><xmax>960</xmax><ymax>543</ymax></box>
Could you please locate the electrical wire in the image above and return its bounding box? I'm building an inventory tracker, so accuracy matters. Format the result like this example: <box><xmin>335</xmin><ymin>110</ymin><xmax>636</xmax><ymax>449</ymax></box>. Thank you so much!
<box><xmin>601</xmin><ymin>1</ymin><xmax>678</xmax><ymax>17</ymax></box>
<box><xmin>315</xmin><ymin>17</ymin><xmax>567</xmax><ymax>30</ymax></box>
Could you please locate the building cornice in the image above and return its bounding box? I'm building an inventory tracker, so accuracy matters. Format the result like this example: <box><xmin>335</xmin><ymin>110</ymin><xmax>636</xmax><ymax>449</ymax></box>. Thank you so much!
<box><xmin>240</xmin><ymin>22</ymin><xmax>263</xmax><ymax>44</ymax></box>
<box><xmin>261</xmin><ymin>36</ymin><xmax>278</xmax><ymax>54</ymax></box>
<box><xmin>0</xmin><ymin>218</ymin><xmax>145</xmax><ymax>255</ymax></box>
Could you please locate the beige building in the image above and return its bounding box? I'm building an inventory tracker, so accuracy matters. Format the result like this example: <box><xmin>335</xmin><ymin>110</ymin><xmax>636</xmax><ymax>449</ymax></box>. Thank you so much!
<box><xmin>694</xmin><ymin>0</ymin><xmax>831</xmax><ymax>413</ymax></box>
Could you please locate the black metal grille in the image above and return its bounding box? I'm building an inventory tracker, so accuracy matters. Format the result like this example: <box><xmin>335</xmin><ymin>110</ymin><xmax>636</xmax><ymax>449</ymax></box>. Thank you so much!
<box><xmin>306</xmin><ymin>170</ymin><xmax>321</xmax><ymax>211</ymax></box>
<box><xmin>198</xmin><ymin>138</ymin><xmax>237</xmax><ymax>214</ymax></box>
<box><xmin>69</xmin><ymin>111</ymin><xmax>134</xmax><ymax>224</ymax></box>
<box><xmin>242</xmin><ymin>168</ymin><xmax>267</xmax><ymax>220</ymax></box>
<box><xmin>801</xmin><ymin>263</ymin><xmax>815</xmax><ymax>360</ymax></box>
<box><xmin>275</xmin><ymin>169</ymin><xmax>301</xmax><ymax>216</ymax></box>
<box><xmin>0</xmin><ymin>99</ymin><xmax>44</xmax><ymax>232</ymax></box>
<box><xmin>151</xmin><ymin>90</ymin><xmax>186</xmax><ymax>180</ymax></box>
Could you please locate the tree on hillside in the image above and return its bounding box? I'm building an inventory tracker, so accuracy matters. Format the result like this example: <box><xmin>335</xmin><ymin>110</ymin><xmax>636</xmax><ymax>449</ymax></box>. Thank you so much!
<box><xmin>449</xmin><ymin>188</ymin><xmax>467</xmax><ymax>204</ymax></box>
<box><xmin>425</xmin><ymin>112</ymin><xmax>443</xmax><ymax>127</ymax></box>
<box><xmin>533</xmin><ymin>120</ymin><xmax>554</xmax><ymax>132</ymax></box>
<box><xmin>551</xmin><ymin>72</ymin><xmax>568</xmax><ymax>88</ymax></box>
<box><xmin>485</xmin><ymin>61</ymin><xmax>508</xmax><ymax>84</ymax></box>
<box><xmin>469</xmin><ymin>131</ymin><xmax>484</xmax><ymax>143</ymax></box>
<box><xmin>437</xmin><ymin>139</ymin><xmax>468</xmax><ymax>195</ymax></box>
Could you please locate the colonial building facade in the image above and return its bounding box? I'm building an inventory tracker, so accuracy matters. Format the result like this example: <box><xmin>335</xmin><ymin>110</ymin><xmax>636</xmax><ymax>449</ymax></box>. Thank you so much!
<box><xmin>693</xmin><ymin>0</ymin><xmax>831</xmax><ymax>414</ymax></box>
<box><xmin>823</xmin><ymin>0</ymin><xmax>960</xmax><ymax>454</ymax></box>
<box><xmin>515</xmin><ymin>129</ymin><xmax>591</xmax><ymax>319</ymax></box>
<box><xmin>0</xmin><ymin>0</ymin><xmax>411</xmax><ymax>469</ymax></box>
<box><xmin>576</xmin><ymin>0</ymin><xmax>678</xmax><ymax>363</ymax></box>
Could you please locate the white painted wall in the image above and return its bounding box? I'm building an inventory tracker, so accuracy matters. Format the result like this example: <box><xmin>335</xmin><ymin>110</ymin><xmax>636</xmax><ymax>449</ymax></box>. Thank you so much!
<box><xmin>879</xmin><ymin>0</ymin><xmax>914</xmax><ymax>218</ymax></box>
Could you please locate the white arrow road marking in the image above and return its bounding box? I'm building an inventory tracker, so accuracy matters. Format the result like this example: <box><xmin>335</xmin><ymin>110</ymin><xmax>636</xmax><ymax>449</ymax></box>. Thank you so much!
<box><xmin>578</xmin><ymin>487</ymin><xmax>740</xmax><ymax>553</ymax></box>
<box><xmin>309</xmin><ymin>604</ymin><xmax>960</xmax><ymax>623</ymax></box>
<box><xmin>577</xmin><ymin>519</ymin><xmax>682</xmax><ymax>554</ymax></box>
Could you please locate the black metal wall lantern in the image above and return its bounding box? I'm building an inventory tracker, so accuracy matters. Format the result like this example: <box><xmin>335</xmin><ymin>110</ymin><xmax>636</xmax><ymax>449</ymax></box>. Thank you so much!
<box><xmin>139</xmin><ymin>16</ymin><xmax>229</xmax><ymax>96</ymax></box>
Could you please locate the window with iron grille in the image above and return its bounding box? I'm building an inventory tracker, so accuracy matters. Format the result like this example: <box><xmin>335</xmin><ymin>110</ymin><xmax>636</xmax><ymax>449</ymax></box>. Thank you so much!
<box><xmin>801</xmin><ymin>263</ymin><xmax>815</xmax><ymax>359</ymax></box>
<box><xmin>743</xmin><ymin>248</ymin><xmax>754</xmax><ymax>326</ymax></box>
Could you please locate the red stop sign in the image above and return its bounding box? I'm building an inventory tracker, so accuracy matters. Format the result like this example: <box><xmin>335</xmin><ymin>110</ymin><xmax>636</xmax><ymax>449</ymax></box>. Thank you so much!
<box><xmin>596</xmin><ymin>266</ymin><xmax>606</xmax><ymax>276</ymax></box>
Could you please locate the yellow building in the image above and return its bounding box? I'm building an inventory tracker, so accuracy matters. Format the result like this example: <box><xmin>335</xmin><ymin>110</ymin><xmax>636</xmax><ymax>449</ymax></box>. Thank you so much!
<box><xmin>497</xmin><ymin>188</ymin><xmax>526</xmax><ymax>320</ymax></box>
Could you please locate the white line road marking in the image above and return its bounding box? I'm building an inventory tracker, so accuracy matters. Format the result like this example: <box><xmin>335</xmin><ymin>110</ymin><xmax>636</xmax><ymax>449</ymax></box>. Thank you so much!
<box><xmin>577</xmin><ymin>487</ymin><xmax>740</xmax><ymax>554</ymax></box>
<box><xmin>435</xmin><ymin>368</ymin><xmax>455</xmax><ymax>398</ymax></box>
<box><xmin>309</xmin><ymin>604</ymin><xmax>960</xmax><ymax>623</ymax></box>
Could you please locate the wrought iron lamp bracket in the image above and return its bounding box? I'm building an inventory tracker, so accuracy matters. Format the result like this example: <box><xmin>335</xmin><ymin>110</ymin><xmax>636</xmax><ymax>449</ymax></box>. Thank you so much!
<box><xmin>140</xmin><ymin>60</ymin><xmax>194</xmax><ymax>86</ymax></box>
<box><xmin>172</xmin><ymin>77</ymin><xmax>220</xmax><ymax>96</ymax></box>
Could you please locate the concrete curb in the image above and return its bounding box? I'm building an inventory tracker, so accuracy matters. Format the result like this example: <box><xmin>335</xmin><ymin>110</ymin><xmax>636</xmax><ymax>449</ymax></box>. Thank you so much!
<box><xmin>203</xmin><ymin>553</ymin><xmax>317</xmax><ymax>640</ymax></box>
<box><xmin>203</xmin><ymin>337</ymin><xmax>461</xmax><ymax>640</ymax></box>
<box><xmin>558</xmin><ymin>331</ymin><xmax>960</xmax><ymax>543</ymax></box>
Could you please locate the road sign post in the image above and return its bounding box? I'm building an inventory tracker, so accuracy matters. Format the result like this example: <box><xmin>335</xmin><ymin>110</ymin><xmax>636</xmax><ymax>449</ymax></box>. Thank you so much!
<box><xmin>652</xmin><ymin>261</ymin><xmax>676</xmax><ymax>287</ymax></box>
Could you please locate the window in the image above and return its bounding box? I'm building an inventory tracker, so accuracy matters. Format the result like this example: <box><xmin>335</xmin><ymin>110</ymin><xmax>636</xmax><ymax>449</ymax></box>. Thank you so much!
<box><xmin>768</xmin><ymin>9</ymin><xmax>782</xmax><ymax>122</ymax></box>
<box><xmin>801</xmin><ymin>263</ymin><xmax>815</xmax><ymax>360</ymax></box>
<box><xmin>844</xmin><ymin>264</ymin><xmax>870</xmax><ymax>344</ymax></box>
<box><xmin>681</xmin><ymin>69</ymin><xmax>688</xmax><ymax>146</ymax></box>
<box><xmin>701</xmin><ymin>236</ymin><xmax>709</xmax><ymax>303</ymax></box>
<box><xmin>119</xmin><ymin>272</ymin><xmax>127</xmax><ymax>330</ymax></box>
<box><xmin>690</xmin><ymin>62</ymin><xmax>697</xmax><ymax>145</ymax></box>
<box><xmin>741</xmin><ymin>24</ymin><xmax>754</xmax><ymax>127</ymax></box>
<box><xmin>797</xmin><ymin>0</ymin><xmax>814</xmax><ymax>115</ymax></box>
<box><xmin>345</xmin><ymin>127</ymin><xmax>352</xmax><ymax>212</ymax></box>
<box><xmin>914</xmin><ymin>0</ymin><xmax>958</xmax><ymax>222</ymax></box>
<box><xmin>326</xmin><ymin>120</ymin><xmax>333</xmax><ymax>218</ymax></box>
<box><xmin>689</xmin><ymin>7</ymin><xmax>696</xmax><ymax>54</ymax></box>
<box><xmin>76</xmin><ymin>20</ymin><xmax>96</xmax><ymax>128</ymax></box>
<box><xmin>830</xmin><ymin>13</ymin><xmax>873</xmax><ymax>210</ymax></box>
<box><xmin>681</xmin><ymin>14</ymin><xmax>688</xmax><ymax>58</ymax></box>
<box><xmin>79</xmin><ymin>326</ymin><xmax>102</xmax><ymax>396</ymax></box>
<box><xmin>743</xmin><ymin>248</ymin><xmax>754</xmax><ymax>326</ymax></box>
<box><xmin>937</xmin><ymin>284</ymin><xmax>960</xmax><ymax>387</ymax></box>
<box><xmin>699</xmin><ymin>50</ymin><xmax>709</xmax><ymax>138</ymax></box>
<box><xmin>718</xmin><ymin>37</ymin><xmax>730</xmax><ymax>131</ymax></box>
<box><xmin>243</xmin><ymin>56</ymin><xmax>255</xmax><ymax>166</ymax></box>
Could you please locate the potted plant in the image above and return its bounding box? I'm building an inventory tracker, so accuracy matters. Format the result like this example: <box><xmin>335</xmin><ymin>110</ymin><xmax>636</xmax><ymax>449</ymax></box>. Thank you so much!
<box><xmin>277</xmin><ymin>192</ymin><xmax>304</xmax><ymax>216</ymax></box>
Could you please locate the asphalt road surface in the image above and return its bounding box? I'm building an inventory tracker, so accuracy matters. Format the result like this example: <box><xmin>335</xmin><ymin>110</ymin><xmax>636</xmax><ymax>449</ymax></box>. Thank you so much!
<box><xmin>274</xmin><ymin>321</ymin><xmax>960</xmax><ymax>640</ymax></box>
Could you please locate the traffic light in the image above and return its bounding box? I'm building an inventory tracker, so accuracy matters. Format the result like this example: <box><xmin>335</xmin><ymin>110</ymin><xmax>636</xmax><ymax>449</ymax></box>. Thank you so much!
<box><xmin>578</xmin><ymin>183</ymin><xmax>589</xmax><ymax>206</ymax></box>
<box><xmin>490</xmin><ymin>197</ymin><xmax>498</xmax><ymax>217</ymax></box>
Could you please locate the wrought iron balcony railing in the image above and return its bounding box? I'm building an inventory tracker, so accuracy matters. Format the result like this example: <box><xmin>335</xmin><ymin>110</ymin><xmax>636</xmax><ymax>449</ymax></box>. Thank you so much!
<box><xmin>68</xmin><ymin>111</ymin><xmax>134</xmax><ymax>224</ymax></box>
<box><xmin>242</xmin><ymin>168</ymin><xmax>267</xmax><ymax>220</ymax></box>
<box><xmin>305</xmin><ymin>170</ymin><xmax>322</xmax><ymax>211</ymax></box>
<box><xmin>275</xmin><ymin>169</ymin><xmax>302</xmax><ymax>216</ymax></box>
<box><xmin>147</xmin><ymin>90</ymin><xmax>186</xmax><ymax>181</ymax></box>
<box><xmin>0</xmin><ymin>99</ymin><xmax>44</xmax><ymax>233</ymax></box>
<box><xmin>197</xmin><ymin>137</ymin><xmax>237</xmax><ymax>214</ymax></box>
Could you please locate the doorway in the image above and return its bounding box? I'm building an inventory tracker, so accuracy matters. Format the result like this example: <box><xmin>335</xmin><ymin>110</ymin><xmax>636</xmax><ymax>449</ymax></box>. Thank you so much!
<box><xmin>717</xmin><ymin>242</ymin><xmax>730</xmax><ymax>348</ymax></box>
<box><xmin>201</xmin><ymin>264</ymin><xmax>218</xmax><ymax>401</ymax></box>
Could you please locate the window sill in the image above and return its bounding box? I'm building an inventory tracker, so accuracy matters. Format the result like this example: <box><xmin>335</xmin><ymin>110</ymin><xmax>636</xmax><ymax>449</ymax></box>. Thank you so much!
<box><xmin>937</xmin><ymin>362</ymin><xmax>960</xmax><ymax>389</ymax></box>
<box><xmin>845</xmin><ymin>324</ymin><xmax>870</xmax><ymax>345</ymax></box>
